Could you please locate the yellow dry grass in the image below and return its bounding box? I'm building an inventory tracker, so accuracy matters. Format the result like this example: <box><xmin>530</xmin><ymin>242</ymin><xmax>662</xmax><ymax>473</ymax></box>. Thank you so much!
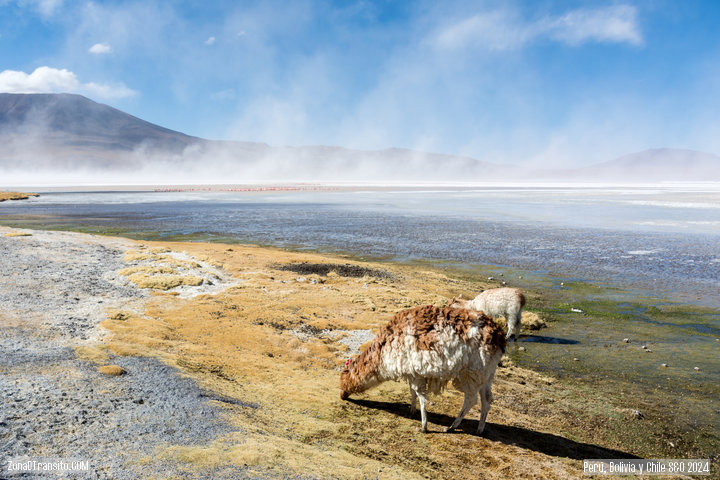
<box><xmin>126</xmin><ymin>273</ymin><xmax>204</xmax><ymax>290</ymax></box>
<box><xmin>97</xmin><ymin>240</ymin><xmax>629</xmax><ymax>479</ymax></box>
<box><xmin>118</xmin><ymin>265</ymin><xmax>176</xmax><ymax>276</ymax></box>
<box><xmin>73</xmin><ymin>345</ymin><xmax>111</xmax><ymax>364</ymax></box>
<box><xmin>3</xmin><ymin>232</ymin><xmax>32</xmax><ymax>237</ymax></box>
<box><xmin>98</xmin><ymin>365</ymin><xmax>126</xmax><ymax>376</ymax></box>
<box><xmin>0</xmin><ymin>191</ymin><xmax>39</xmax><ymax>201</ymax></box>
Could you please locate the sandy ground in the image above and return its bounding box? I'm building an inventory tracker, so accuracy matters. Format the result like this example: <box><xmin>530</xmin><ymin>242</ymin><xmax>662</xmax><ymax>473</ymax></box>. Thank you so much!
<box><xmin>0</xmin><ymin>228</ymin><xmax>264</xmax><ymax>479</ymax></box>
<box><xmin>0</xmin><ymin>226</ymin><xmax>701</xmax><ymax>479</ymax></box>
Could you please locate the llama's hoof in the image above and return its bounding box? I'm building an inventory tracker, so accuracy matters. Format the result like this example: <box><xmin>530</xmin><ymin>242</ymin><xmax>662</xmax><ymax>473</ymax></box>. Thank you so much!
<box><xmin>444</xmin><ymin>426</ymin><xmax>457</xmax><ymax>433</ymax></box>
<box><xmin>415</xmin><ymin>426</ymin><xmax>428</xmax><ymax>433</ymax></box>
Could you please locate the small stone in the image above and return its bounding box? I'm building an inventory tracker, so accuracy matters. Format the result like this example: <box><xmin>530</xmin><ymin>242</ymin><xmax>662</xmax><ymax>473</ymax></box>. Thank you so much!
<box><xmin>631</xmin><ymin>409</ymin><xmax>644</xmax><ymax>418</ymax></box>
<box><xmin>661</xmin><ymin>363</ymin><xmax>668</xmax><ymax>367</ymax></box>
<box><xmin>488</xmin><ymin>276</ymin><xmax>495</xmax><ymax>281</ymax></box>
<box><xmin>570</xmin><ymin>308</ymin><xmax>583</xmax><ymax>313</ymax></box>
<box><xmin>518</xmin><ymin>346</ymin><xmax>526</xmax><ymax>351</ymax></box>
<box><xmin>560</xmin><ymin>282</ymin><xmax>565</xmax><ymax>286</ymax></box>
<box><xmin>694</xmin><ymin>366</ymin><xmax>700</xmax><ymax>371</ymax></box>
<box><xmin>641</xmin><ymin>345</ymin><xmax>647</xmax><ymax>349</ymax></box>
<box><xmin>573</xmin><ymin>357</ymin><xmax>579</xmax><ymax>361</ymax></box>
<box><xmin>623</xmin><ymin>338</ymin><xmax>630</xmax><ymax>343</ymax></box>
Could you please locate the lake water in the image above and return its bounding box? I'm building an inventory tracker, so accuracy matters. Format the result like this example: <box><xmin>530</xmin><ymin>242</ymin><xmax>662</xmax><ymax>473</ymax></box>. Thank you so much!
<box><xmin>2</xmin><ymin>185</ymin><xmax>719</xmax><ymax>307</ymax></box>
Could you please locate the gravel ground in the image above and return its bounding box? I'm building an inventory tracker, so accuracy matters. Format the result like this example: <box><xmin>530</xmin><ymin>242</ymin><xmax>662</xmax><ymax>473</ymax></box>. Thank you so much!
<box><xmin>0</xmin><ymin>228</ymin><xmax>260</xmax><ymax>479</ymax></box>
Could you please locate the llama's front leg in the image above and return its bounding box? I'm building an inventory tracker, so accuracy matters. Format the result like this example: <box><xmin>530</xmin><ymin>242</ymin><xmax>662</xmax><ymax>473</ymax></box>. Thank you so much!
<box><xmin>476</xmin><ymin>384</ymin><xmax>493</xmax><ymax>435</ymax></box>
<box><xmin>446</xmin><ymin>391</ymin><xmax>478</xmax><ymax>432</ymax></box>
<box><xmin>409</xmin><ymin>380</ymin><xmax>429</xmax><ymax>432</ymax></box>
<box><xmin>408</xmin><ymin>383</ymin><xmax>417</xmax><ymax>416</ymax></box>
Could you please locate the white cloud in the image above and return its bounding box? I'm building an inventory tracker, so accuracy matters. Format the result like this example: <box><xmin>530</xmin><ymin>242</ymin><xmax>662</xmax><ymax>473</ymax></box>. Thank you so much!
<box><xmin>18</xmin><ymin>0</ymin><xmax>63</xmax><ymax>17</ymax></box>
<box><xmin>88</xmin><ymin>42</ymin><xmax>112</xmax><ymax>54</ymax></box>
<box><xmin>545</xmin><ymin>5</ymin><xmax>643</xmax><ymax>46</ymax></box>
<box><xmin>0</xmin><ymin>66</ymin><xmax>136</xmax><ymax>99</ymax></box>
<box><xmin>433</xmin><ymin>5</ymin><xmax>643</xmax><ymax>52</ymax></box>
<box><xmin>205</xmin><ymin>36</ymin><xmax>216</xmax><ymax>45</ymax></box>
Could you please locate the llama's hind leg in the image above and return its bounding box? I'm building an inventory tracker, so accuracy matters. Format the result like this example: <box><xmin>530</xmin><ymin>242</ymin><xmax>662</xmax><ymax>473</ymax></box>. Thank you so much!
<box><xmin>506</xmin><ymin>309</ymin><xmax>521</xmax><ymax>340</ymax></box>
<box><xmin>446</xmin><ymin>390</ymin><xmax>478</xmax><ymax>433</ymax></box>
<box><xmin>409</xmin><ymin>380</ymin><xmax>429</xmax><ymax>432</ymax></box>
<box><xmin>476</xmin><ymin>384</ymin><xmax>493</xmax><ymax>434</ymax></box>
<box><xmin>408</xmin><ymin>382</ymin><xmax>417</xmax><ymax>416</ymax></box>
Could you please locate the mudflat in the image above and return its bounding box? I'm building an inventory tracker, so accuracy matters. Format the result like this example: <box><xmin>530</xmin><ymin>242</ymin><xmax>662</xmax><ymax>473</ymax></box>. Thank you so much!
<box><xmin>0</xmin><ymin>226</ymin><xmax>714</xmax><ymax>479</ymax></box>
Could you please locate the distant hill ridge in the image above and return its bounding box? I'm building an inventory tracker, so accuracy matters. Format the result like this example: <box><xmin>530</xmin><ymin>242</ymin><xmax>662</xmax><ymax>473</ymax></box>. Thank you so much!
<box><xmin>0</xmin><ymin>93</ymin><xmax>200</xmax><ymax>152</ymax></box>
<box><xmin>1</xmin><ymin>92</ymin><xmax>718</xmax><ymax>182</ymax></box>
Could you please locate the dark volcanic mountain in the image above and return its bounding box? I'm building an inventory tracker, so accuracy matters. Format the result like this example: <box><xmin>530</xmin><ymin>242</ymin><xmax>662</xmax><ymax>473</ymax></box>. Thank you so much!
<box><xmin>1</xmin><ymin>93</ymin><xmax>718</xmax><ymax>183</ymax></box>
<box><xmin>0</xmin><ymin>93</ymin><xmax>204</xmax><ymax>169</ymax></box>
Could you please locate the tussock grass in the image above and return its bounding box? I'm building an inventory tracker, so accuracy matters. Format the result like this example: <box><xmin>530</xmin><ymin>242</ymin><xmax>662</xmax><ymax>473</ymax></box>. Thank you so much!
<box><xmin>126</xmin><ymin>273</ymin><xmax>204</xmax><ymax>290</ymax></box>
<box><xmin>73</xmin><ymin>345</ymin><xmax>111</xmax><ymax>364</ymax></box>
<box><xmin>98</xmin><ymin>365</ymin><xmax>126</xmax><ymax>376</ymax></box>
<box><xmin>0</xmin><ymin>191</ymin><xmax>39</xmax><ymax>201</ymax></box>
<box><xmin>3</xmin><ymin>232</ymin><xmax>32</xmax><ymax>237</ymax></box>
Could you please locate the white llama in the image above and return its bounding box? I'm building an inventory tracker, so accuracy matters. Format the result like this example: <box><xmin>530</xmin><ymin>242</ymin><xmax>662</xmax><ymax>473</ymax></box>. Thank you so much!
<box><xmin>449</xmin><ymin>287</ymin><xmax>526</xmax><ymax>340</ymax></box>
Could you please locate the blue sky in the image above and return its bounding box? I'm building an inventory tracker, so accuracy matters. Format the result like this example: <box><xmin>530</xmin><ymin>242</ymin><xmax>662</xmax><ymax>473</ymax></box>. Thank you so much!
<box><xmin>1</xmin><ymin>0</ymin><xmax>719</xmax><ymax>167</ymax></box>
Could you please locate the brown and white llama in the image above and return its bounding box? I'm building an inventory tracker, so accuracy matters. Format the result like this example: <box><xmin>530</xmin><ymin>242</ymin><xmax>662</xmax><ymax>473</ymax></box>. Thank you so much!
<box><xmin>340</xmin><ymin>305</ymin><xmax>506</xmax><ymax>434</ymax></box>
<box><xmin>449</xmin><ymin>287</ymin><xmax>526</xmax><ymax>340</ymax></box>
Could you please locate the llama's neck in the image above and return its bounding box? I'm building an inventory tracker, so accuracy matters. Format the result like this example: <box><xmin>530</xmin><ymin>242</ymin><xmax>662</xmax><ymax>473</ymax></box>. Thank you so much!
<box><xmin>345</xmin><ymin>342</ymin><xmax>384</xmax><ymax>395</ymax></box>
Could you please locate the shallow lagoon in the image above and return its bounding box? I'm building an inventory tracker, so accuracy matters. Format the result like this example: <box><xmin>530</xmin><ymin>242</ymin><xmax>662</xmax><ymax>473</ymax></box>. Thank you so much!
<box><xmin>3</xmin><ymin>185</ymin><xmax>719</xmax><ymax>305</ymax></box>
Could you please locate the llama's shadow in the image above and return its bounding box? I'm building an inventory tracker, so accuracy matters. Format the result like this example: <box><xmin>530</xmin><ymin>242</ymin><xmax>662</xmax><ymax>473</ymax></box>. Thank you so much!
<box><xmin>516</xmin><ymin>334</ymin><xmax>579</xmax><ymax>344</ymax></box>
<box><xmin>348</xmin><ymin>399</ymin><xmax>639</xmax><ymax>461</ymax></box>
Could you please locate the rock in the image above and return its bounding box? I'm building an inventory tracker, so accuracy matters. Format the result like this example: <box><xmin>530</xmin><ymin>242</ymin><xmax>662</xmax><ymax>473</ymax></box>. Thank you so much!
<box><xmin>573</xmin><ymin>357</ymin><xmax>579</xmax><ymax>361</ymax></box>
<box><xmin>694</xmin><ymin>366</ymin><xmax>700</xmax><ymax>371</ymax></box>
<box><xmin>98</xmin><ymin>365</ymin><xmax>126</xmax><ymax>376</ymax></box>
<box><xmin>631</xmin><ymin>409</ymin><xmax>644</xmax><ymax>419</ymax></box>
<box><xmin>570</xmin><ymin>308</ymin><xmax>583</xmax><ymax>313</ymax></box>
<box><xmin>518</xmin><ymin>346</ymin><xmax>526</xmax><ymax>351</ymax></box>
<box><xmin>623</xmin><ymin>338</ymin><xmax>630</xmax><ymax>343</ymax></box>
<box><xmin>641</xmin><ymin>345</ymin><xmax>647</xmax><ymax>349</ymax></box>
<box><xmin>661</xmin><ymin>363</ymin><xmax>668</xmax><ymax>367</ymax></box>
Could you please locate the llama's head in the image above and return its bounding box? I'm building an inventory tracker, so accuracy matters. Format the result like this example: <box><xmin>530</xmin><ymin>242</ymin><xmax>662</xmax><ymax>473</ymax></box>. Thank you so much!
<box><xmin>447</xmin><ymin>295</ymin><xmax>470</xmax><ymax>309</ymax></box>
<box><xmin>339</xmin><ymin>358</ymin><xmax>353</xmax><ymax>400</ymax></box>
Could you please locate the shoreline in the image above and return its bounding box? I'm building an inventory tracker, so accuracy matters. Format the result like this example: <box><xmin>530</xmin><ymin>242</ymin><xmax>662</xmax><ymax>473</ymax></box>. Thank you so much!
<box><xmin>1</xmin><ymin>225</ymin><xmax>717</xmax><ymax>478</ymax></box>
